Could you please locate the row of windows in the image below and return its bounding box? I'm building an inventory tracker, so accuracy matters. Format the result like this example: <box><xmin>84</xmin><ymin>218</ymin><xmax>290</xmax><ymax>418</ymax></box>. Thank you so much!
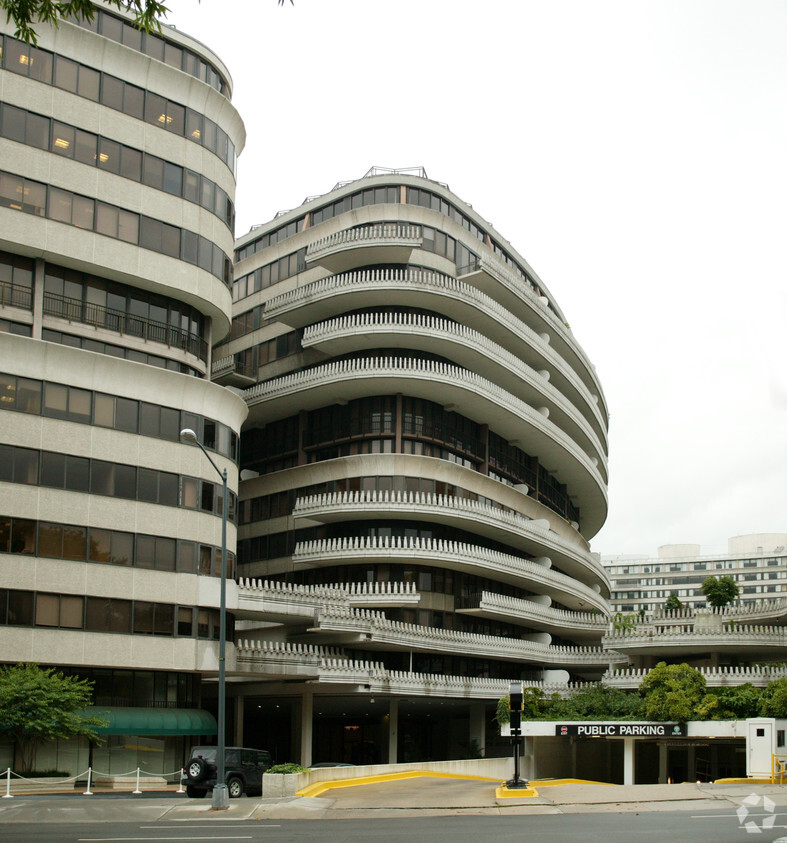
<box><xmin>0</xmin><ymin>372</ymin><xmax>239</xmax><ymax>462</ymax></box>
<box><xmin>239</xmin><ymin>475</ymin><xmax>518</xmax><ymax>526</ymax></box>
<box><xmin>40</xmin><ymin>328</ymin><xmax>201</xmax><ymax>376</ymax></box>
<box><xmin>231</xmin><ymin>331</ymin><xmax>302</xmax><ymax>377</ymax></box>
<box><xmin>56</xmin><ymin>667</ymin><xmax>200</xmax><ymax>710</ymax></box>
<box><xmin>0</xmin><ymin>170</ymin><xmax>232</xmax><ymax>285</ymax></box>
<box><xmin>0</xmin><ymin>317</ymin><xmax>29</xmax><ymax>336</ymax></box>
<box><xmin>66</xmin><ymin>7</ymin><xmax>229</xmax><ymax>95</ymax></box>
<box><xmin>608</xmin><ymin>558</ymin><xmax>787</xmax><ymax>575</ymax></box>
<box><xmin>0</xmin><ymin>514</ymin><xmax>235</xmax><ymax>578</ymax></box>
<box><xmin>237</xmin><ymin>519</ymin><xmax>538</xmax><ymax>568</ymax></box>
<box><xmin>231</xmin><ymin>248</ymin><xmax>307</xmax><ymax>303</ymax></box>
<box><xmin>1</xmin><ymin>35</ymin><xmax>236</xmax><ymax>171</ymax></box>
<box><xmin>0</xmin><ymin>588</ymin><xmax>229</xmax><ymax>639</ymax></box>
<box><xmin>240</xmin><ymin>395</ymin><xmax>578</xmax><ymax>524</ymax></box>
<box><xmin>0</xmin><ymin>104</ymin><xmax>234</xmax><ymax>230</ymax></box>
<box><xmin>235</xmin><ymin>186</ymin><xmax>404</xmax><ymax>263</ymax></box>
<box><xmin>42</xmin><ymin>260</ymin><xmax>207</xmax><ymax>360</ymax></box>
<box><xmin>235</xmin><ymin>182</ymin><xmax>552</xmax><ymax>319</ymax></box>
<box><xmin>0</xmin><ymin>445</ymin><xmax>236</xmax><ymax>518</ymax></box>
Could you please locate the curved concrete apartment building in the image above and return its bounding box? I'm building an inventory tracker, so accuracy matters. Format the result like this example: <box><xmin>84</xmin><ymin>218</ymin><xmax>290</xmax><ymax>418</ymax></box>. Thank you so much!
<box><xmin>0</xmin><ymin>4</ymin><xmax>246</xmax><ymax>775</ymax></box>
<box><xmin>220</xmin><ymin>167</ymin><xmax>617</xmax><ymax>764</ymax></box>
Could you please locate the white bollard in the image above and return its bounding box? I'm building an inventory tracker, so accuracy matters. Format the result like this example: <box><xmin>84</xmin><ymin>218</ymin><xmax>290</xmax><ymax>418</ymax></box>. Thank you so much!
<box><xmin>84</xmin><ymin>767</ymin><xmax>93</xmax><ymax>795</ymax></box>
<box><xmin>2</xmin><ymin>768</ymin><xmax>12</xmax><ymax>798</ymax></box>
<box><xmin>133</xmin><ymin>767</ymin><xmax>142</xmax><ymax>795</ymax></box>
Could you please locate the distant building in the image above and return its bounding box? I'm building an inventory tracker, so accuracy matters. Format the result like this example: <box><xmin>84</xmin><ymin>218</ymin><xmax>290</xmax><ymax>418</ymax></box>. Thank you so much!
<box><xmin>604</xmin><ymin>533</ymin><xmax>787</xmax><ymax>614</ymax></box>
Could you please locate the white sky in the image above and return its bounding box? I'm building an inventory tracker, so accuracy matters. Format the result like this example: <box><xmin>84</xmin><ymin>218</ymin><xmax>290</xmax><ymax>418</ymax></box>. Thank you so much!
<box><xmin>161</xmin><ymin>0</ymin><xmax>787</xmax><ymax>558</ymax></box>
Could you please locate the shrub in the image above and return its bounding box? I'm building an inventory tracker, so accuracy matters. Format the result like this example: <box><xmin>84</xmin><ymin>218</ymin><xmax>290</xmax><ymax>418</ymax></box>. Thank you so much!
<box><xmin>266</xmin><ymin>763</ymin><xmax>308</xmax><ymax>774</ymax></box>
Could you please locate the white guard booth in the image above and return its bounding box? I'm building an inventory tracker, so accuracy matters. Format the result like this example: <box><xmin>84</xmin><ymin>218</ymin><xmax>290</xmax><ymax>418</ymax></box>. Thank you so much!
<box><xmin>746</xmin><ymin>718</ymin><xmax>787</xmax><ymax>778</ymax></box>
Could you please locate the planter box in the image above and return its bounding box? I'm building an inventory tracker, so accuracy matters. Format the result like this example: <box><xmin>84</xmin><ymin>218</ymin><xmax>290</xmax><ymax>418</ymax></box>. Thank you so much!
<box><xmin>262</xmin><ymin>772</ymin><xmax>306</xmax><ymax>797</ymax></box>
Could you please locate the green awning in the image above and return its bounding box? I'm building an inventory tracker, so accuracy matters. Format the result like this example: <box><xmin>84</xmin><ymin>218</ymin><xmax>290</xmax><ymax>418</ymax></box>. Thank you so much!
<box><xmin>86</xmin><ymin>707</ymin><xmax>217</xmax><ymax>736</ymax></box>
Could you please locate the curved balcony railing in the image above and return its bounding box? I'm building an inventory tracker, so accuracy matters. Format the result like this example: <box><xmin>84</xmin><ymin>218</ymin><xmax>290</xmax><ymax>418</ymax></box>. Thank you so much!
<box><xmin>42</xmin><ymin>292</ymin><xmax>208</xmax><ymax>362</ymax></box>
<box><xmin>236</xmin><ymin>639</ymin><xmax>595</xmax><ymax>698</ymax></box>
<box><xmin>640</xmin><ymin>599</ymin><xmax>787</xmax><ymax>626</ymax></box>
<box><xmin>602</xmin><ymin>663</ymin><xmax>787</xmax><ymax>690</ymax></box>
<box><xmin>244</xmin><ymin>357</ymin><xmax>608</xmax><ymax>527</ymax></box>
<box><xmin>306</xmin><ymin>223</ymin><xmax>422</xmax><ymax>263</ymax></box>
<box><xmin>308</xmin><ymin>605</ymin><xmax>624</xmax><ymax>667</ymax></box>
<box><xmin>457</xmin><ymin>591</ymin><xmax>608</xmax><ymax>635</ymax></box>
<box><xmin>0</xmin><ymin>281</ymin><xmax>33</xmax><ymax>310</ymax></box>
<box><xmin>292</xmin><ymin>490</ymin><xmax>608</xmax><ymax>591</ymax></box>
<box><xmin>292</xmin><ymin>535</ymin><xmax>609</xmax><ymax>614</ymax></box>
<box><xmin>603</xmin><ymin>624</ymin><xmax>787</xmax><ymax>651</ymax></box>
<box><xmin>304</xmin><ymin>311</ymin><xmax>607</xmax><ymax>462</ymax></box>
<box><xmin>467</xmin><ymin>253</ymin><xmax>608</xmax><ymax>415</ymax></box>
<box><xmin>264</xmin><ymin>268</ymin><xmax>607</xmax><ymax>442</ymax></box>
<box><xmin>237</xmin><ymin>578</ymin><xmax>420</xmax><ymax>616</ymax></box>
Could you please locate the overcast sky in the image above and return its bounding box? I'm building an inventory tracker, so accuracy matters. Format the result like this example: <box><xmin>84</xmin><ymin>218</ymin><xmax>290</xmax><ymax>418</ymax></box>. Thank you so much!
<box><xmin>161</xmin><ymin>0</ymin><xmax>787</xmax><ymax>559</ymax></box>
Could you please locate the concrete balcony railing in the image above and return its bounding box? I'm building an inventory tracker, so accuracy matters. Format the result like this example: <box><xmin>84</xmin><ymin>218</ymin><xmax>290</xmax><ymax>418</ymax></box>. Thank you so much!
<box><xmin>601</xmin><ymin>663</ymin><xmax>787</xmax><ymax>690</ymax></box>
<box><xmin>306</xmin><ymin>224</ymin><xmax>423</xmax><ymax>273</ymax></box>
<box><xmin>641</xmin><ymin>599</ymin><xmax>787</xmax><ymax>626</ymax></box>
<box><xmin>308</xmin><ymin>605</ymin><xmax>625</xmax><ymax>668</ymax></box>
<box><xmin>244</xmin><ymin>357</ymin><xmax>608</xmax><ymax>535</ymax></box>
<box><xmin>264</xmin><ymin>268</ymin><xmax>607</xmax><ymax>443</ymax></box>
<box><xmin>303</xmin><ymin>312</ymin><xmax>607</xmax><ymax>463</ymax></box>
<box><xmin>236</xmin><ymin>578</ymin><xmax>420</xmax><ymax>620</ymax></box>
<box><xmin>460</xmin><ymin>254</ymin><xmax>607</xmax><ymax>417</ymax></box>
<box><xmin>211</xmin><ymin>354</ymin><xmax>257</xmax><ymax>387</ymax></box>
<box><xmin>293</xmin><ymin>490</ymin><xmax>609</xmax><ymax>593</ymax></box>
<box><xmin>603</xmin><ymin>624</ymin><xmax>787</xmax><ymax>655</ymax></box>
<box><xmin>235</xmin><ymin>639</ymin><xmax>586</xmax><ymax>699</ymax></box>
<box><xmin>457</xmin><ymin>591</ymin><xmax>607</xmax><ymax>638</ymax></box>
<box><xmin>293</xmin><ymin>535</ymin><xmax>609</xmax><ymax>614</ymax></box>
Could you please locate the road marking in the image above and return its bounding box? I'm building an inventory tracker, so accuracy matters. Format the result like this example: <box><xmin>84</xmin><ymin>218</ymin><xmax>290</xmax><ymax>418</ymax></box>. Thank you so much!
<box><xmin>78</xmin><ymin>837</ymin><xmax>254</xmax><ymax>841</ymax></box>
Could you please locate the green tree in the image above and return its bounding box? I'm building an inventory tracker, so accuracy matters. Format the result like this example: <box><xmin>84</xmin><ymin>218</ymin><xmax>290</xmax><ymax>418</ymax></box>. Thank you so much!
<box><xmin>0</xmin><ymin>663</ymin><xmax>107</xmax><ymax>773</ymax></box>
<box><xmin>760</xmin><ymin>677</ymin><xmax>787</xmax><ymax>718</ymax></box>
<box><xmin>638</xmin><ymin>662</ymin><xmax>706</xmax><ymax>721</ymax></box>
<box><xmin>546</xmin><ymin>684</ymin><xmax>640</xmax><ymax>720</ymax></box>
<box><xmin>612</xmin><ymin>612</ymin><xmax>637</xmax><ymax>631</ymax></box>
<box><xmin>2</xmin><ymin>1</ymin><xmax>167</xmax><ymax>44</ymax></box>
<box><xmin>664</xmin><ymin>593</ymin><xmax>683</xmax><ymax>611</ymax></box>
<box><xmin>700</xmin><ymin>575</ymin><xmax>740</xmax><ymax>608</ymax></box>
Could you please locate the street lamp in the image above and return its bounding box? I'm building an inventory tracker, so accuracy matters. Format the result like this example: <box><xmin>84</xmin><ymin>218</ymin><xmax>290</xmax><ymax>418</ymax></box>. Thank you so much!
<box><xmin>180</xmin><ymin>427</ymin><xmax>229</xmax><ymax>810</ymax></box>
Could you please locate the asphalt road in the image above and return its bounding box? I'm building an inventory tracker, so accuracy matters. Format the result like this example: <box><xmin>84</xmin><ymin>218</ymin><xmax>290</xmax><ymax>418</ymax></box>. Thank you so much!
<box><xmin>2</xmin><ymin>810</ymin><xmax>787</xmax><ymax>842</ymax></box>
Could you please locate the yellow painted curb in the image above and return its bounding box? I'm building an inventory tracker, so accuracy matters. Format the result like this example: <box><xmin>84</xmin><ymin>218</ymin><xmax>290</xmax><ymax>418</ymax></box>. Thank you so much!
<box><xmin>529</xmin><ymin>778</ymin><xmax>615</xmax><ymax>788</ymax></box>
<box><xmin>715</xmin><ymin>777</ymin><xmax>785</xmax><ymax>785</ymax></box>
<box><xmin>496</xmin><ymin>785</ymin><xmax>539</xmax><ymax>799</ymax></box>
<box><xmin>297</xmin><ymin>770</ymin><xmax>499</xmax><ymax>798</ymax></box>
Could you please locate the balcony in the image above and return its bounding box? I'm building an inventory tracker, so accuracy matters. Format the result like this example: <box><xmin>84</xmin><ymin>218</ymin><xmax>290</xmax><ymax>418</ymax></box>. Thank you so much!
<box><xmin>0</xmin><ymin>281</ymin><xmax>33</xmax><ymax>310</ymax></box>
<box><xmin>211</xmin><ymin>354</ymin><xmax>257</xmax><ymax>387</ymax></box>
<box><xmin>602</xmin><ymin>663</ymin><xmax>787</xmax><ymax>690</ymax></box>
<box><xmin>293</xmin><ymin>490</ymin><xmax>609</xmax><ymax>593</ymax></box>
<box><xmin>235</xmin><ymin>639</ymin><xmax>589</xmax><ymax>698</ymax></box>
<box><xmin>303</xmin><ymin>312</ymin><xmax>607</xmax><ymax>463</ymax></box>
<box><xmin>603</xmin><ymin>623</ymin><xmax>787</xmax><ymax>657</ymax></box>
<box><xmin>43</xmin><ymin>292</ymin><xmax>208</xmax><ymax>362</ymax></box>
<box><xmin>263</xmin><ymin>269</ymin><xmax>608</xmax><ymax>445</ymax></box>
<box><xmin>244</xmin><ymin>357</ymin><xmax>608</xmax><ymax>534</ymax></box>
<box><xmin>290</xmin><ymin>605</ymin><xmax>625</xmax><ymax>668</ymax></box>
<box><xmin>235</xmin><ymin>578</ymin><xmax>419</xmax><ymax>622</ymax></box>
<box><xmin>457</xmin><ymin>591</ymin><xmax>608</xmax><ymax>639</ymax></box>
<box><xmin>306</xmin><ymin>224</ymin><xmax>423</xmax><ymax>273</ymax></box>
<box><xmin>292</xmin><ymin>536</ymin><xmax>609</xmax><ymax>614</ymax></box>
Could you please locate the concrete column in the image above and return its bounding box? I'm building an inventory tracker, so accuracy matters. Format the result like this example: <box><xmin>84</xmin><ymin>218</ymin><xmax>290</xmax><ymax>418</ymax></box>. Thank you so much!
<box><xmin>658</xmin><ymin>742</ymin><xmax>668</xmax><ymax>784</ymax></box>
<box><xmin>300</xmin><ymin>690</ymin><xmax>313</xmax><ymax>768</ymax></box>
<box><xmin>32</xmin><ymin>258</ymin><xmax>45</xmax><ymax>339</ymax></box>
<box><xmin>468</xmin><ymin>703</ymin><xmax>486</xmax><ymax>757</ymax></box>
<box><xmin>571</xmin><ymin>739</ymin><xmax>577</xmax><ymax>778</ymax></box>
<box><xmin>233</xmin><ymin>696</ymin><xmax>244</xmax><ymax>746</ymax></box>
<box><xmin>387</xmin><ymin>699</ymin><xmax>398</xmax><ymax>764</ymax></box>
<box><xmin>623</xmin><ymin>738</ymin><xmax>635</xmax><ymax>785</ymax></box>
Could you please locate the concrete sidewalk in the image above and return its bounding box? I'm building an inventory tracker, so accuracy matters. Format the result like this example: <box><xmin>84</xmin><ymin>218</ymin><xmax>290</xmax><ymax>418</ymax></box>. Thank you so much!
<box><xmin>1</xmin><ymin>778</ymin><xmax>786</xmax><ymax>823</ymax></box>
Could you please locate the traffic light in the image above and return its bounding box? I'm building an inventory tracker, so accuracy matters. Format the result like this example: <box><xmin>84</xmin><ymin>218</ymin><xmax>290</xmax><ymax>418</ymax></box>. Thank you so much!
<box><xmin>509</xmin><ymin>682</ymin><xmax>524</xmax><ymax>735</ymax></box>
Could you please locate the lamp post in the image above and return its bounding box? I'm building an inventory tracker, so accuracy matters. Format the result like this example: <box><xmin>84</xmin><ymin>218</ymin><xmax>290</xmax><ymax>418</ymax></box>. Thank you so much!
<box><xmin>180</xmin><ymin>428</ymin><xmax>229</xmax><ymax>810</ymax></box>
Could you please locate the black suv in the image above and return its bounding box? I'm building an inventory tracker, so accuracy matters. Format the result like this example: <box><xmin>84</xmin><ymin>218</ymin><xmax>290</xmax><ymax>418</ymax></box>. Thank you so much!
<box><xmin>182</xmin><ymin>746</ymin><xmax>273</xmax><ymax>798</ymax></box>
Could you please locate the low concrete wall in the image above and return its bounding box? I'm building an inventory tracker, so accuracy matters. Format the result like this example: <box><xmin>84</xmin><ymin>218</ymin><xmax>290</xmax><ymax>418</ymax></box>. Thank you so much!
<box><xmin>305</xmin><ymin>757</ymin><xmax>513</xmax><ymax>785</ymax></box>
